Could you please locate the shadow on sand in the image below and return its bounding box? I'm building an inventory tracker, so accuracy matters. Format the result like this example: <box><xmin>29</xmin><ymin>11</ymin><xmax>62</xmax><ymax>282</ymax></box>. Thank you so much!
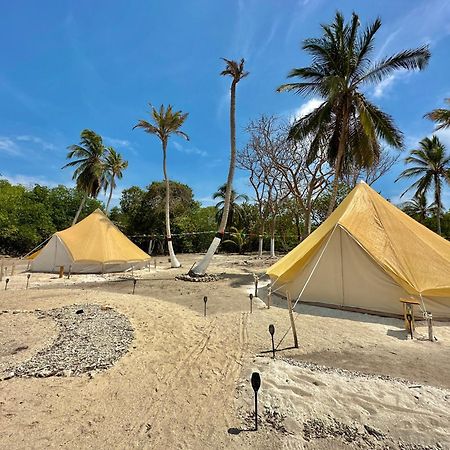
<box><xmin>227</xmin><ymin>427</ymin><xmax>255</xmax><ymax>435</ymax></box>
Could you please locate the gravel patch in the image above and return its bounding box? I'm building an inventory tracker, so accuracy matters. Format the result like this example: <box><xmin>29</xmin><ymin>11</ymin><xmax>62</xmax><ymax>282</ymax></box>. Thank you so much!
<box><xmin>5</xmin><ymin>304</ymin><xmax>133</xmax><ymax>378</ymax></box>
<box><xmin>303</xmin><ymin>415</ymin><xmax>444</xmax><ymax>450</ymax></box>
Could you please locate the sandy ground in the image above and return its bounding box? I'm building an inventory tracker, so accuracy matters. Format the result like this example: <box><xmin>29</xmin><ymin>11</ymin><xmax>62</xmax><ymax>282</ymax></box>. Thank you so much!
<box><xmin>0</xmin><ymin>253</ymin><xmax>449</xmax><ymax>449</ymax></box>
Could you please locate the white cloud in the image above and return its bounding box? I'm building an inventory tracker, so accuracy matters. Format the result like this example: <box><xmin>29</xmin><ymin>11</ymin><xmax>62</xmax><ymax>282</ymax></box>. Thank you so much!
<box><xmin>1</xmin><ymin>173</ymin><xmax>60</xmax><ymax>187</ymax></box>
<box><xmin>0</xmin><ymin>137</ymin><xmax>21</xmax><ymax>155</ymax></box>
<box><xmin>172</xmin><ymin>140</ymin><xmax>207</xmax><ymax>157</ymax></box>
<box><xmin>290</xmin><ymin>97</ymin><xmax>323</xmax><ymax>122</ymax></box>
<box><xmin>16</xmin><ymin>135</ymin><xmax>56</xmax><ymax>151</ymax></box>
<box><xmin>104</xmin><ymin>136</ymin><xmax>133</xmax><ymax>149</ymax></box>
<box><xmin>435</xmin><ymin>128</ymin><xmax>450</xmax><ymax>148</ymax></box>
<box><xmin>373</xmin><ymin>74</ymin><xmax>396</xmax><ymax>98</ymax></box>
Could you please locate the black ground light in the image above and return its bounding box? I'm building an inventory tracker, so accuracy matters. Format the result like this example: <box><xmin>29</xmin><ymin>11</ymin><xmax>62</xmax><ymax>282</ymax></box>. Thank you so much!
<box><xmin>4</xmin><ymin>278</ymin><xmax>9</xmax><ymax>290</ymax></box>
<box><xmin>251</xmin><ymin>372</ymin><xmax>261</xmax><ymax>431</ymax></box>
<box><xmin>203</xmin><ymin>296</ymin><xmax>208</xmax><ymax>317</ymax></box>
<box><xmin>249</xmin><ymin>293</ymin><xmax>253</xmax><ymax>313</ymax></box>
<box><xmin>269</xmin><ymin>324</ymin><xmax>275</xmax><ymax>358</ymax></box>
<box><xmin>132</xmin><ymin>278</ymin><xmax>137</xmax><ymax>295</ymax></box>
<box><xmin>26</xmin><ymin>274</ymin><xmax>31</xmax><ymax>289</ymax></box>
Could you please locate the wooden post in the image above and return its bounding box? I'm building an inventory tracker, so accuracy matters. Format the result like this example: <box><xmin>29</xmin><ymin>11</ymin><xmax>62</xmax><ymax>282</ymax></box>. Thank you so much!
<box><xmin>427</xmin><ymin>314</ymin><xmax>434</xmax><ymax>342</ymax></box>
<box><xmin>254</xmin><ymin>275</ymin><xmax>259</xmax><ymax>298</ymax></box>
<box><xmin>59</xmin><ymin>266</ymin><xmax>64</xmax><ymax>278</ymax></box>
<box><xmin>0</xmin><ymin>259</ymin><xmax>3</xmax><ymax>282</ymax></box>
<box><xmin>287</xmin><ymin>292</ymin><xmax>299</xmax><ymax>348</ymax></box>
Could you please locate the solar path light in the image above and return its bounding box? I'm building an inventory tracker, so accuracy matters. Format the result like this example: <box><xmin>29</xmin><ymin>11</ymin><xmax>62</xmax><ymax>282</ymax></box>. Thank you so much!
<box><xmin>26</xmin><ymin>274</ymin><xmax>31</xmax><ymax>289</ymax></box>
<box><xmin>251</xmin><ymin>372</ymin><xmax>261</xmax><ymax>431</ymax></box>
<box><xmin>249</xmin><ymin>294</ymin><xmax>253</xmax><ymax>313</ymax></box>
<box><xmin>5</xmin><ymin>278</ymin><xmax>9</xmax><ymax>290</ymax></box>
<box><xmin>269</xmin><ymin>324</ymin><xmax>275</xmax><ymax>358</ymax></box>
<box><xmin>203</xmin><ymin>296</ymin><xmax>208</xmax><ymax>317</ymax></box>
<box><xmin>132</xmin><ymin>279</ymin><xmax>137</xmax><ymax>295</ymax></box>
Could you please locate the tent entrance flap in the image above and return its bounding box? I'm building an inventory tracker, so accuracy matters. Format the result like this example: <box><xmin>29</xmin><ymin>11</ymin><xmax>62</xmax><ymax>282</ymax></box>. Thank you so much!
<box><xmin>282</xmin><ymin>226</ymin><xmax>410</xmax><ymax>316</ymax></box>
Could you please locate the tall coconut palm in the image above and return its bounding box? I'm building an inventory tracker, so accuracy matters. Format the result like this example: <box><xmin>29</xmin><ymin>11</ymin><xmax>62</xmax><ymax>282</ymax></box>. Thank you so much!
<box><xmin>277</xmin><ymin>12</ymin><xmax>430</xmax><ymax>217</ymax></box>
<box><xmin>63</xmin><ymin>129</ymin><xmax>106</xmax><ymax>225</ymax></box>
<box><xmin>425</xmin><ymin>98</ymin><xmax>450</xmax><ymax>131</ymax></box>
<box><xmin>190</xmin><ymin>58</ymin><xmax>249</xmax><ymax>276</ymax></box>
<box><xmin>213</xmin><ymin>183</ymin><xmax>249</xmax><ymax>230</ymax></box>
<box><xmin>397</xmin><ymin>136</ymin><xmax>450</xmax><ymax>235</ymax></box>
<box><xmin>103</xmin><ymin>147</ymin><xmax>128</xmax><ymax>214</ymax></box>
<box><xmin>401</xmin><ymin>192</ymin><xmax>434</xmax><ymax>224</ymax></box>
<box><xmin>133</xmin><ymin>104</ymin><xmax>188</xmax><ymax>268</ymax></box>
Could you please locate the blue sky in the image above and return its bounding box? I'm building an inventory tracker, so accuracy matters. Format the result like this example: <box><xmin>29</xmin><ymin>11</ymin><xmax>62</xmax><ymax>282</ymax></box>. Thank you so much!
<box><xmin>1</xmin><ymin>0</ymin><xmax>450</xmax><ymax>208</ymax></box>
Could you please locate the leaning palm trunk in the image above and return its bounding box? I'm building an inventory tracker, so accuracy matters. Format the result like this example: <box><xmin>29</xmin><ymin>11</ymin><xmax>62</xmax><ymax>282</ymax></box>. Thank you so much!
<box><xmin>72</xmin><ymin>193</ymin><xmax>87</xmax><ymax>226</ymax></box>
<box><xmin>105</xmin><ymin>179</ymin><xmax>114</xmax><ymax>214</ymax></box>
<box><xmin>435</xmin><ymin>175</ymin><xmax>442</xmax><ymax>235</ymax></box>
<box><xmin>190</xmin><ymin>81</ymin><xmax>238</xmax><ymax>275</ymax></box>
<box><xmin>162</xmin><ymin>141</ymin><xmax>181</xmax><ymax>268</ymax></box>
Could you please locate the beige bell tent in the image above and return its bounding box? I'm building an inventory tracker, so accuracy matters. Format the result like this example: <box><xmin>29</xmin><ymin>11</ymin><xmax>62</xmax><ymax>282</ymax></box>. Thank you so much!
<box><xmin>267</xmin><ymin>182</ymin><xmax>450</xmax><ymax>319</ymax></box>
<box><xmin>31</xmin><ymin>209</ymin><xmax>150</xmax><ymax>273</ymax></box>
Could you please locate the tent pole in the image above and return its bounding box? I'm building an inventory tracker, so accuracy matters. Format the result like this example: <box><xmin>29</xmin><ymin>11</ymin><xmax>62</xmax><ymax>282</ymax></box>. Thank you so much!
<box><xmin>287</xmin><ymin>291</ymin><xmax>299</xmax><ymax>348</ymax></box>
<box><xmin>276</xmin><ymin>225</ymin><xmax>338</xmax><ymax>350</ymax></box>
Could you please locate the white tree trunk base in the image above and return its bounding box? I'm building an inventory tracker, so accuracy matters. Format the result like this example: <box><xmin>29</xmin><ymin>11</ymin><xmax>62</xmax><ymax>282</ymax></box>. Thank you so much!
<box><xmin>167</xmin><ymin>240</ymin><xmax>181</xmax><ymax>268</ymax></box>
<box><xmin>190</xmin><ymin>237</ymin><xmax>221</xmax><ymax>275</ymax></box>
<box><xmin>258</xmin><ymin>236</ymin><xmax>263</xmax><ymax>258</ymax></box>
<box><xmin>270</xmin><ymin>237</ymin><xmax>275</xmax><ymax>258</ymax></box>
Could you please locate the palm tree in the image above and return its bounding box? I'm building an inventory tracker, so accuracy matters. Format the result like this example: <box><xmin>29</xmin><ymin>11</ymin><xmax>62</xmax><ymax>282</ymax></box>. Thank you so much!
<box><xmin>63</xmin><ymin>129</ymin><xmax>106</xmax><ymax>225</ymax></box>
<box><xmin>133</xmin><ymin>104</ymin><xmax>188</xmax><ymax>268</ymax></box>
<box><xmin>190</xmin><ymin>58</ymin><xmax>249</xmax><ymax>276</ymax></box>
<box><xmin>401</xmin><ymin>192</ymin><xmax>434</xmax><ymax>224</ymax></box>
<box><xmin>103</xmin><ymin>147</ymin><xmax>128</xmax><ymax>214</ymax></box>
<box><xmin>213</xmin><ymin>183</ymin><xmax>249</xmax><ymax>230</ymax></box>
<box><xmin>425</xmin><ymin>98</ymin><xmax>450</xmax><ymax>131</ymax></box>
<box><xmin>397</xmin><ymin>136</ymin><xmax>450</xmax><ymax>235</ymax></box>
<box><xmin>277</xmin><ymin>12</ymin><xmax>430</xmax><ymax>217</ymax></box>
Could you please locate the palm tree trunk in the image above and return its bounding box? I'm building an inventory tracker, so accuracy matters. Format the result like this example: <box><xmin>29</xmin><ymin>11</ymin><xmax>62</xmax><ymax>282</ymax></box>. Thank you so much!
<box><xmin>326</xmin><ymin>105</ymin><xmax>349</xmax><ymax>217</ymax></box>
<box><xmin>190</xmin><ymin>80</ymin><xmax>238</xmax><ymax>275</ymax></box>
<box><xmin>105</xmin><ymin>178</ymin><xmax>114</xmax><ymax>214</ymax></box>
<box><xmin>163</xmin><ymin>140</ymin><xmax>181</xmax><ymax>268</ymax></box>
<box><xmin>435</xmin><ymin>175</ymin><xmax>441</xmax><ymax>235</ymax></box>
<box><xmin>72</xmin><ymin>193</ymin><xmax>87</xmax><ymax>226</ymax></box>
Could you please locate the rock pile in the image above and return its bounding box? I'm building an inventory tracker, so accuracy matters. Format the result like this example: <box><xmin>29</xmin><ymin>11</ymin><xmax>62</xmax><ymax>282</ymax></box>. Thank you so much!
<box><xmin>176</xmin><ymin>273</ymin><xmax>220</xmax><ymax>282</ymax></box>
<box><xmin>9</xmin><ymin>304</ymin><xmax>133</xmax><ymax>378</ymax></box>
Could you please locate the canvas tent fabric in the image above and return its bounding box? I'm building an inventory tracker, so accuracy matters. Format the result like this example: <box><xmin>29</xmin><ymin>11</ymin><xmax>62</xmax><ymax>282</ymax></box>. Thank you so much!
<box><xmin>31</xmin><ymin>209</ymin><xmax>150</xmax><ymax>273</ymax></box>
<box><xmin>267</xmin><ymin>182</ymin><xmax>450</xmax><ymax>319</ymax></box>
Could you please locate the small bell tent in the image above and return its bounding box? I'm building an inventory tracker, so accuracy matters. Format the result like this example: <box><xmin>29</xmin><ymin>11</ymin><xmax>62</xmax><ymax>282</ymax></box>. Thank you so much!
<box><xmin>267</xmin><ymin>182</ymin><xmax>450</xmax><ymax>319</ymax></box>
<box><xmin>31</xmin><ymin>209</ymin><xmax>150</xmax><ymax>273</ymax></box>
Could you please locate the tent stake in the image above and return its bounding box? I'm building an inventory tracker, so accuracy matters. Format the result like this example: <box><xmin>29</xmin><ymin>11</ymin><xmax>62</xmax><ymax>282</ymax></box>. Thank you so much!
<box><xmin>287</xmin><ymin>292</ymin><xmax>298</xmax><ymax>348</ymax></box>
<box><xmin>427</xmin><ymin>314</ymin><xmax>434</xmax><ymax>342</ymax></box>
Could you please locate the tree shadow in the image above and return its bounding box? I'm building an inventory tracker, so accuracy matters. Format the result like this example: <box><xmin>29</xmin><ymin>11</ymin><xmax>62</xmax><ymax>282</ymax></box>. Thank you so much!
<box><xmin>227</xmin><ymin>427</ymin><xmax>255</xmax><ymax>435</ymax></box>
